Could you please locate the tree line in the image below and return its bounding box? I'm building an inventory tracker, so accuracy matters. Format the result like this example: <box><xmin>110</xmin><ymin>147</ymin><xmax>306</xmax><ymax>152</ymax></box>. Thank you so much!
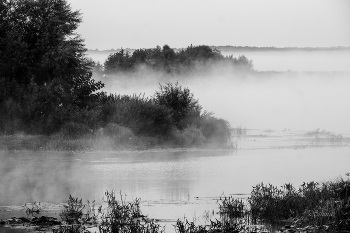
<box><xmin>102</xmin><ymin>45</ymin><xmax>253</xmax><ymax>74</ymax></box>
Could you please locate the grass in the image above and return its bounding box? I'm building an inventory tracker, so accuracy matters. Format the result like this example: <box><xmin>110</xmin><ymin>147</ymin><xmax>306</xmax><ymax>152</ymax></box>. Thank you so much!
<box><xmin>248</xmin><ymin>175</ymin><xmax>350</xmax><ymax>231</ymax></box>
<box><xmin>7</xmin><ymin>175</ymin><xmax>350</xmax><ymax>233</ymax></box>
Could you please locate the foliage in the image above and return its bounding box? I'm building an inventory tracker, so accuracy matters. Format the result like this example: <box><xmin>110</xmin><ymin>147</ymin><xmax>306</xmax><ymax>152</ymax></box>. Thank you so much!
<box><xmin>171</xmin><ymin>126</ymin><xmax>206</xmax><ymax>147</ymax></box>
<box><xmin>174</xmin><ymin>195</ymin><xmax>246</xmax><ymax>233</ymax></box>
<box><xmin>154</xmin><ymin>82</ymin><xmax>202</xmax><ymax>129</ymax></box>
<box><xmin>104</xmin><ymin>44</ymin><xmax>254</xmax><ymax>74</ymax></box>
<box><xmin>0</xmin><ymin>0</ymin><xmax>104</xmax><ymax>134</ymax></box>
<box><xmin>0</xmin><ymin>0</ymin><xmax>232</xmax><ymax>148</ymax></box>
<box><xmin>60</xmin><ymin>195</ymin><xmax>85</xmax><ymax>224</ymax></box>
<box><xmin>200</xmin><ymin>116</ymin><xmax>231</xmax><ymax>145</ymax></box>
<box><xmin>174</xmin><ymin>218</ymin><xmax>243</xmax><ymax>233</ymax></box>
<box><xmin>58</xmin><ymin>122</ymin><xmax>92</xmax><ymax>139</ymax></box>
<box><xmin>102</xmin><ymin>123</ymin><xmax>135</xmax><ymax>144</ymax></box>
<box><xmin>218</xmin><ymin>196</ymin><xmax>245</xmax><ymax>219</ymax></box>
<box><xmin>99</xmin><ymin>191</ymin><xmax>164</xmax><ymax>233</ymax></box>
<box><xmin>25</xmin><ymin>202</ymin><xmax>42</xmax><ymax>216</ymax></box>
<box><xmin>100</xmin><ymin>94</ymin><xmax>174</xmax><ymax>138</ymax></box>
<box><xmin>248</xmin><ymin>176</ymin><xmax>350</xmax><ymax>231</ymax></box>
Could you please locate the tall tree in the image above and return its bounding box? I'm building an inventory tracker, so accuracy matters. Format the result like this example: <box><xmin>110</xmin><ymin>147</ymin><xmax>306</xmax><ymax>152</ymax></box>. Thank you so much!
<box><xmin>0</xmin><ymin>0</ymin><xmax>104</xmax><ymax>133</ymax></box>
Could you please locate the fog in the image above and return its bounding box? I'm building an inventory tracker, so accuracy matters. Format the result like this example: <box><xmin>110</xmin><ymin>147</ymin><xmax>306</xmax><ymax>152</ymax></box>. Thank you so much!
<box><xmin>88</xmin><ymin>50</ymin><xmax>350</xmax><ymax>72</ymax></box>
<box><xmin>88</xmin><ymin>50</ymin><xmax>350</xmax><ymax>135</ymax></box>
<box><xmin>94</xmin><ymin>67</ymin><xmax>350</xmax><ymax>135</ymax></box>
<box><xmin>220</xmin><ymin>50</ymin><xmax>350</xmax><ymax>72</ymax></box>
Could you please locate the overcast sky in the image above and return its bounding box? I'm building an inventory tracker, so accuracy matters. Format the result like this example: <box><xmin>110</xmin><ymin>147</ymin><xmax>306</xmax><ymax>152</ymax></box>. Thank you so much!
<box><xmin>68</xmin><ymin>0</ymin><xmax>350</xmax><ymax>50</ymax></box>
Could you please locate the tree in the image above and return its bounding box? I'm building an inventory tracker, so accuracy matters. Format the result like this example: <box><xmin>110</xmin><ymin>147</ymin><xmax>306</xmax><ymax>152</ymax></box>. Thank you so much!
<box><xmin>0</xmin><ymin>0</ymin><xmax>104</xmax><ymax>133</ymax></box>
<box><xmin>154</xmin><ymin>82</ymin><xmax>202</xmax><ymax>129</ymax></box>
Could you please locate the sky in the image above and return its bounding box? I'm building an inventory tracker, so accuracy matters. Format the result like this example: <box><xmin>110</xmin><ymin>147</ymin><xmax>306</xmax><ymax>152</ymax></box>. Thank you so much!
<box><xmin>68</xmin><ymin>0</ymin><xmax>350</xmax><ymax>50</ymax></box>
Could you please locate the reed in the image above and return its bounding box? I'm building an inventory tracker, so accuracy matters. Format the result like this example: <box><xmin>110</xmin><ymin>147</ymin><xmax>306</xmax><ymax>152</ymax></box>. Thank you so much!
<box><xmin>248</xmin><ymin>175</ymin><xmax>350</xmax><ymax>231</ymax></box>
<box><xmin>99</xmin><ymin>191</ymin><xmax>164</xmax><ymax>233</ymax></box>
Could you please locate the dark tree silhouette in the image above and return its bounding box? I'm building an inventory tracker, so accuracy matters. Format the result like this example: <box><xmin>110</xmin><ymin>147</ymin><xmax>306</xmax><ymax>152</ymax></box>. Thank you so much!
<box><xmin>0</xmin><ymin>0</ymin><xmax>103</xmax><ymax>133</ymax></box>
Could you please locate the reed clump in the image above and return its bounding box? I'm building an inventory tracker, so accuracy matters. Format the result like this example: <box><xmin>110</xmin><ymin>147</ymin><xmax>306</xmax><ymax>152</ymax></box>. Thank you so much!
<box><xmin>99</xmin><ymin>191</ymin><xmax>164</xmax><ymax>233</ymax></box>
<box><xmin>174</xmin><ymin>195</ymin><xmax>247</xmax><ymax>233</ymax></box>
<box><xmin>248</xmin><ymin>175</ymin><xmax>350</xmax><ymax>231</ymax></box>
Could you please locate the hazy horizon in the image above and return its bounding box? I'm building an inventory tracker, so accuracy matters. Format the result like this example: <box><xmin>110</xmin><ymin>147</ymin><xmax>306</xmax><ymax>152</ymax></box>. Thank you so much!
<box><xmin>69</xmin><ymin>0</ymin><xmax>350</xmax><ymax>50</ymax></box>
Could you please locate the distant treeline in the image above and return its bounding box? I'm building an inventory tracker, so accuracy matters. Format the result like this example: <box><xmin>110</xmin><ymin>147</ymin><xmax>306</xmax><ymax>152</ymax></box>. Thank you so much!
<box><xmin>214</xmin><ymin>45</ymin><xmax>350</xmax><ymax>52</ymax></box>
<box><xmin>89</xmin><ymin>46</ymin><xmax>350</xmax><ymax>54</ymax></box>
<box><xmin>0</xmin><ymin>0</ymin><xmax>231</xmax><ymax>149</ymax></box>
<box><xmin>101</xmin><ymin>45</ymin><xmax>253</xmax><ymax>74</ymax></box>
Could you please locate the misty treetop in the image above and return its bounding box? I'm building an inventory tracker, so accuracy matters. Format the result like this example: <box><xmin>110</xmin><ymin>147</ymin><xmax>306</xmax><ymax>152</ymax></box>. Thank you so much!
<box><xmin>103</xmin><ymin>44</ymin><xmax>254</xmax><ymax>74</ymax></box>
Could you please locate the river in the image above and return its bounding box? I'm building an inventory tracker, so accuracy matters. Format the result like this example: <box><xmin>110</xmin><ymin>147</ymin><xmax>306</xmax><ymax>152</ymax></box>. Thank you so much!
<box><xmin>1</xmin><ymin>130</ymin><xmax>349</xmax><ymax>232</ymax></box>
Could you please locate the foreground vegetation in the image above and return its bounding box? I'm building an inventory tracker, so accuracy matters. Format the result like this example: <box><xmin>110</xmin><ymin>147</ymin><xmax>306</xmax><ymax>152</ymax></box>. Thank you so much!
<box><xmin>0</xmin><ymin>0</ymin><xmax>232</xmax><ymax>149</ymax></box>
<box><xmin>3</xmin><ymin>175</ymin><xmax>349</xmax><ymax>232</ymax></box>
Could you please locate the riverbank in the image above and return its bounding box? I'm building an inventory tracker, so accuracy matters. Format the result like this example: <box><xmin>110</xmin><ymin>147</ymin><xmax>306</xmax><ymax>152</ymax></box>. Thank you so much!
<box><xmin>0</xmin><ymin>133</ymin><xmax>236</xmax><ymax>152</ymax></box>
<box><xmin>1</xmin><ymin>128</ymin><xmax>349</xmax><ymax>152</ymax></box>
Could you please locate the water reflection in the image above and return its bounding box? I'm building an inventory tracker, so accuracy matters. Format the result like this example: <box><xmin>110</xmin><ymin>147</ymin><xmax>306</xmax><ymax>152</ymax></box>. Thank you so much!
<box><xmin>1</xmin><ymin>140</ymin><xmax>350</xmax><ymax>208</ymax></box>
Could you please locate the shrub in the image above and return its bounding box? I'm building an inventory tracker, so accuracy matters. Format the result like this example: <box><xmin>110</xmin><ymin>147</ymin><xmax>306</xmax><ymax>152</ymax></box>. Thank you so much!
<box><xmin>99</xmin><ymin>191</ymin><xmax>164</xmax><ymax>233</ymax></box>
<box><xmin>59</xmin><ymin>122</ymin><xmax>91</xmax><ymax>139</ymax></box>
<box><xmin>248</xmin><ymin>176</ymin><xmax>350</xmax><ymax>231</ymax></box>
<box><xmin>175</xmin><ymin>195</ymin><xmax>246</xmax><ymax>233</ymax></box>
<box><xmin>154</xmin><ymin>82</ymin><xmax>202</xmax><ymax>130</ymax></box>
<box><xmin>171</xmin><ymin>126</ymin><xmax>206</xmax><ymax>147</ymax></box>
<box><xmin>60</xmin><ymin>196</ymin><xmax>85</xmax><ymax>224</ymax></box>
<box><xmin>103</xmin><ymin>123</ymin><xmax>134</xmax><ymax>143</ymax></box>
<box><xmin>200</xmin><ymin>116</ymin><xmax>231</xmax><ymax>145</ymax></box>
<box><xmin>100</xmin><ymin>94</ymin><xmax>173</xmax><ymax>138</ymax></box>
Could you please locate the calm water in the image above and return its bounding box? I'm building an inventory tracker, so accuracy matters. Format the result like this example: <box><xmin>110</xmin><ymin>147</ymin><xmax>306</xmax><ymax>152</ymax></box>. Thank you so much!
<box><xmin>1</xmin><ymin>131</ymin><xmax>349</xmax><ymax>228</ymax></box>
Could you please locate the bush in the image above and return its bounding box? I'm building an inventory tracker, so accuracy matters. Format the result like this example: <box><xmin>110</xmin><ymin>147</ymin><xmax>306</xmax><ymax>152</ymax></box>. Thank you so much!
<box><xmin>60</xmin><ymin>196</ymin><xmax>85</xmax><ymax>224</ymax></box>
<box><xmin>154</xmin><ymin>82</ymin><xmax>202</xmax><ymax>130</ymax></box>
<box><xmin>248</xmin><ymin>176</ymin><xmax>350</xmax><ymax>231</ymax></box>
<box><xmin>99</xmin><ymin>191</ymin><xmax>164</xmax><ymax>233</ymax></box>
<box><xmin>100</xmin><ymin>94</ymin><xmax>173</xmax><ymax>138</ymax></box>
<box><xmin>103</xmin><ymin>123</ymin><xmax>134</xmax><ymax>143</ymax></box>
<box><xmin>175</xmin><ymin>195</ymin><xmax>246</xmax><ymax>233</ymax></box>
<box><xmin>201</xmin><ymin>116</ymin><xmax>231</xmax><ymax>145</ymax></box>
<box><xmin>171</xmin><ymin>126</ymin><xmax>206</xmax><ymax>147</ymax></box>
<box><xmin>58</xmin><ymin>122</ymin><xmax>91</xmax><ymax>139</ymax></box>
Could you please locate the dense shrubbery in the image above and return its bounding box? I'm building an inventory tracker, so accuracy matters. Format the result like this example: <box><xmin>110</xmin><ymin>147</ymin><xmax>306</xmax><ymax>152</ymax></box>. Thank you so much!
<box><xmin>0</xmin><ymin>81</ymin><xmax>232</xmax><ymax>148</ymax></box>
<box><xmin>104</xmin><ymin>45</ymin><xmax>253</xmax><ymax>74</ymax></box>
<box><xmin>95</xmin><ymin>83</ymin><xmax>232</xmax><ymax>147</ymax></box>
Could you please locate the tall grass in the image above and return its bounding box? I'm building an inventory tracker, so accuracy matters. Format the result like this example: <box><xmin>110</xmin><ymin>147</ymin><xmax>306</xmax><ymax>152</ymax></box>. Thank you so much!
<box><xmin>99</xmin><ymin>191</ymin><xmax>164</xmax><ymax>233</ymax></box>
<box><xmin>248</xmin><ymin>175</ymin><xmax>350</xmax><ymax>231</ymax></box>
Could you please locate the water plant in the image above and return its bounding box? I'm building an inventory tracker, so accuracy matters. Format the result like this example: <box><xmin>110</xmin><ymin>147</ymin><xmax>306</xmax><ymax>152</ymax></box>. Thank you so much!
<box><xmin>99</xmin><ymin>191</ymin><xmax>164</xmax><ymax>233</ymax></box>
<box><xmin>174</xmin><ymin>195</ymin><xmax>247</xmax><ymax>233</ymax></box>
<box><xmin>60</xmin><ymin>195</ymin><xmax>85</xmax><ymax>224</ymax></box>
<box><xmin>25</xmin><ymin>202</ymin><xmax>42</xmax><ymax>216</ymax></box>
<box><xmin>248</xmin><ymin>175</ymin><xmax>350</xmax><ymax>231</ymax></box>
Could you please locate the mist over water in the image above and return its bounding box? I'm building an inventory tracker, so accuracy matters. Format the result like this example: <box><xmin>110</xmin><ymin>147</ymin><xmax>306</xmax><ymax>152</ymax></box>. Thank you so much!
<box><xmin>95</xmin><ymin>70</ymin><xmax>350</xmax><ymax>135</ymax></box>
<box><xmin>89</xmin><ymin>50</ymin><xmax>350</xmax><ymax>134</ymax></box>
<box><xmin>220</xmin><ymin>50</ymin><xmax>350</xmax><ymax>72</ymax></box>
